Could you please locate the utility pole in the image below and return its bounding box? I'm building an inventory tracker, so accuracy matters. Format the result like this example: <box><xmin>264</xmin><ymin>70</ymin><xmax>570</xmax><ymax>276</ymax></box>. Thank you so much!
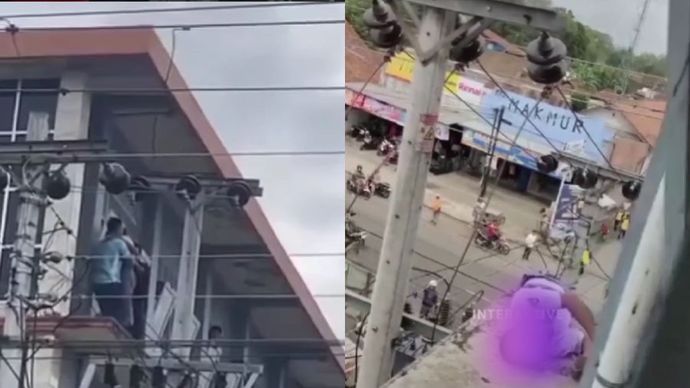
<box><xmin>356</xmin><ymin>8</ymin><xmax>455</xmax><ymax>388</ymax></box>
<box><xmin>0</xmin><ymin>112</ymin><xmax>50</xmax><ymax>388</ymax></box>
<box><xmin>479</xmin><ymin>107</ymin><xmax>505</xmax><ymax>198</ymax></box>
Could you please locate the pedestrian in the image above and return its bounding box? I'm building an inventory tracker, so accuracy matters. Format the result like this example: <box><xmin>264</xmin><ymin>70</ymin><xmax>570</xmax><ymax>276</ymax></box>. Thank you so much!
<box><xmin>91</xmin><ymin>217</ymin><xmax>132</xmax><ymax>331</ymax></box>
<box><xmin>613</xmin><ymin>208</ymin><xmax>624</xmax><ymax>232</ymax></box>
<box><xmin>431</xmin><ymin>195</ymin><xmax>442</xmax><ymax>225</ymax></box>
<box><xmin>618</xmin><ymin>213</ymin><xmax>630</xmax><ymax>239</ymax></box>
<box><xmin>522</xmin><ymin>230</ymin><xmax>539</xmax><ymax>261</ymax></box>
<box><xmin>539</xmin><ymin>208</ymin><xmax>550</xmax><ymax>236</ymax></box>
<box><xmin>579</xmin><ymin>243</ymin><xmax>591</xmax><ymax>276</ymax></box>
<box><xmin>420</xmin><ymin>280</ymin><xmax>439</xmax><ymax>320</ymax></box>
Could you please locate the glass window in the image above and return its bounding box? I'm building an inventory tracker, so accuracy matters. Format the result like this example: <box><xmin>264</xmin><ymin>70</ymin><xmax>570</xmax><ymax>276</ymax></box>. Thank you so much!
<box><xmin>0</xmin><ymin>190</ymin><xmax>19</xmax><ymax>298</ymax></box>
<box><xmin>0</xmin><ymin>80</ymin><xmax>17</xmax><ymax>141</ymax></box>
<box><xmin>17</xmin><ymin>79</ymin><xmax>60</xmax><ymax>134</ymax></box>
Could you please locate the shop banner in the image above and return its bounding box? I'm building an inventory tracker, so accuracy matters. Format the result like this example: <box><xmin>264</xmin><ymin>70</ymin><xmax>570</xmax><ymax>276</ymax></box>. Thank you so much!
<box><xmin>345</xmin><ymin>89</ymin><xmax>406</xmax><ymax>124</ymax></box>
<box><xmin>384</xmin><ymin>52</ymin><xmax>486</xmax><ymax>103</ymax></box>
<box><xmin>550</xmin><ymin>183</ymin><xmax>584</xmax><ymax>239</ymax></box>
<box><xmin>480</xmin><ymin>89</ymin><xmax>614</xmax><ymax>166</ymax></box>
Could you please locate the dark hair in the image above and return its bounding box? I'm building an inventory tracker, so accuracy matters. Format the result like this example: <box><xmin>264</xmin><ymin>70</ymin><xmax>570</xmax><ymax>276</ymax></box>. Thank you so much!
<box><xmin>106</xmin><ymin>217</ymin><xmax>123</xmax><ymax>234</ymax></box>
<box><xmin>208</xmin><ymin>325</ymin><xmax>223</xmax><ymax>339</ymax></box>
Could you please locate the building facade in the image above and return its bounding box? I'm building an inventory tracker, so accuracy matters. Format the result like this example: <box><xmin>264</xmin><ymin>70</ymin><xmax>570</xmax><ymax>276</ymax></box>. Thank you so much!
<box><xmin>0</xmin><ymin>28</ymin><xmax>343</xmax><ymax>388</ymax></box>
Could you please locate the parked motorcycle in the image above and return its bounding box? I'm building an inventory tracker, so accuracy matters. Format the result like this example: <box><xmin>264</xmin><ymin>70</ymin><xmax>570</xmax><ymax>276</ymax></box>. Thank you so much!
<box><xmin>349</xmin><ymin>125</ymin><xmax>365</xmax><ymax>139</ymax></box>
<box><xmin>356</xmin><ymin>128</ymin><xmax>370</xmax><ymax>142</ymax></box>
<box><xmin>360</xmin><ymin>132</ymin><xmax>382</xmax><ymax>150</ymax></box>
<box><xmin>377</xmin><ymin>138</ymin><xmax>396</xmax><ymax>156</ymax></box>
<box><xmin>373</xmin><ymin>182</ymin><xmax>391</xmax><ymax>198</ymax></box>
<box><xmin>474</xmin><ymin>233</ymin><xmax>510</xmax><ymax>255</ymax></box>
<box><xmin>347</xmin><ymin>177</ymin><xmax>372</xmax><ymax>199</ymax></box>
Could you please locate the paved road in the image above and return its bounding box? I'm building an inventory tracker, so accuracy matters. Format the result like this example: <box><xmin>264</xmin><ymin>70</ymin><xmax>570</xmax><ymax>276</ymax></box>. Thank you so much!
<box><xmin>346</xmin><ymin>190</ymin><xmax>619</xmax><ymax>327</ymax></box>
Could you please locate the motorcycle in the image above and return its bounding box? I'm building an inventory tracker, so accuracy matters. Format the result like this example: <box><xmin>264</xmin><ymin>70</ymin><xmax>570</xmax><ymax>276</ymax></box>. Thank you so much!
<box><xmin>373</xmin><ymin>182</ymin><xmax>391</xmax><ymax>198</ymax></box>
<box><xmin>377</xmin><ymin>138</ymin><xmax>396</xmax><ymax>156</ymax></box>
<box><xmin>356</xmin><ymin>128</ymin><xmax>370</xmax><ymax>142</ymax></box>
<box><xmin>474</xmin><ymin>232</ymin><xmax>510</xmax><ymax>255</ymax></box>
<box><xmin>387</xmin><ymin>150</ymin><xmax>399</xmax><ymax>165</ymax></box>
<box><xmin>360</xmin><ymin>132</ymin><xmax>381</xmax><ymax>150</ymax></box>
<box><xmin>347</xmin><ymin>177</ymin><xmax>372</xmax><ymax>199</ymax></box>
<box><xmin>349</xmin><ymin>125</ymin><xmax>365</xmax><ymax>139</ymax></box>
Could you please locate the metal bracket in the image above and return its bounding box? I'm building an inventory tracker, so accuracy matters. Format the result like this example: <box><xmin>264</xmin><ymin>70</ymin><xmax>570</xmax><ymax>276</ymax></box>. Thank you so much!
<box><xmin>418</xmin><ymin>16</ymin><xmax>483</xmax><ymax>63</ymax></box>
<box><xmin>404</xmin><ymin>0</ymin><xmax>565</xmax><ymax>32</ymax></box>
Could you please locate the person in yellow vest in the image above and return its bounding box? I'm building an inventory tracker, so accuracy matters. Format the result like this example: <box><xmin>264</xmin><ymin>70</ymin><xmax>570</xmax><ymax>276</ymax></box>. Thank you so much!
<box><xmin>431</xmin><ymin>195</ymin><xmax>443</xmax><ymax>225</ymax></box>
<box><xmin>613</xmin><ymin>208</ymin><xmax>624</xmax><ymax>232</ymax></box>
<box><xmin>579</xmin><ymin>243</ymin><xmax>592</xmax><ymax>276</ymax></box>
<box><xmin>618</xmin><ymin>213</ymin><xmax>631</xmax><ymax>240</ymax></box>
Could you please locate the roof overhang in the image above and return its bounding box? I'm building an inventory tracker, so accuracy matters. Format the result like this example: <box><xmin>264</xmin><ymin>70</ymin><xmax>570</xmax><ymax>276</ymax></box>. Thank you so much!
<box><xmin>0</xmin><ymin>27</ymin><xmax>343</xmax><ymax>374</ymax></box>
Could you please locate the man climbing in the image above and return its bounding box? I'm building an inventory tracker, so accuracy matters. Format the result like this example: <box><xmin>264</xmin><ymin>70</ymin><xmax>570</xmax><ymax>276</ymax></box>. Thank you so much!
<box><xmin>91</xmin><ymin>217</ymin><xmax>132</xmax><ymax>331</ymax></box>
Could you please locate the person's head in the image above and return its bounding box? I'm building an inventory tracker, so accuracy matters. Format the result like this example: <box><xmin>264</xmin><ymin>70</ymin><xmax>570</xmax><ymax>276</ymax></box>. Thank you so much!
<box><xmin>540</xmin><ymin>208</ymin><xmax>546</xmax><ymax>214</ymax></box>
<box><xmin>105</xmin><ymin>217</ymin><xmax>123</xmax><ymax>236</ymax></box>
<box><xmin>428</xmin><ymin>280</ymin><xmax>438</xmax><ymax>289</ymax></box>
<box><xmin>208</xmin><ymin>325</ymin><xmax>223</xmax><ymax>340</ymax></box>
<box><xmin>436</xmin><ymin>195</ymin><xmax>440</xmax><ymax>200</ymax></box>
<box><xmin>356</xmin><ymin>165</ymin><xmax>363</xmax><ymax>172</ymax></box>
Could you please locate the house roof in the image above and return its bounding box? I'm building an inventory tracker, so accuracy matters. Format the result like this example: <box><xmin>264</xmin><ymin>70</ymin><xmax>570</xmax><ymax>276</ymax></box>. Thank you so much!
<box><xmin>480</xmin><ymin>29</ymin><xmax>524</xmax><ymax>56</ymax></box>
<box><xmin>345</xmin><ymin>21</ymin><xmax>386</xmax><ymax>83</ymax></box>
<box><xmin>0</xmin><ymin>27</ymin><xmax>343</xmax><ymax>373</ymax></box>
<box><xmin>615</xmin><ymin>99</ymin><xmax>666</xmax><ymax>146</ymax></box>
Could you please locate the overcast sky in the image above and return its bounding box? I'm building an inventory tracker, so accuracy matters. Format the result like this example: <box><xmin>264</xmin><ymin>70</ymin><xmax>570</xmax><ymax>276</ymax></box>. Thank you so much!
<box><xmin>552</xmin><ymin>0</ymin><xmax>668</xmax><ymax>55</ymax></box>
<box><xmin>0</xmin><ymin>2</ymin><xmax>345</xmax><ymax>337</ymax></box>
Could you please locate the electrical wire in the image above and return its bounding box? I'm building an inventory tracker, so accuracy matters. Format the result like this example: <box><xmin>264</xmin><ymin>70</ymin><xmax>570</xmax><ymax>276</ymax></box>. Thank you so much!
<box><xmin>345</xmin><ymin>53</ymin><xmax>392</xmax><ymax>121</ymax></box>
<box><xmin>0</xmin><ymin>2</ymin><xmax>325</xmax><ymax>19</ymax></box>
<box><xmin>1</xmin><ymin>150</ymin><xmax>344</xmax><ymax>159</ymax></box>
<box><xmin>66</xmin><ymin>293</ymin><xmax>344</xmax><ymax>300</ymax></box>
<box><xmin>0</xmin><ymin>86</ymin><xmax>344</xmax><ymax>93</ymax></box>
<box><xmin>554</xmin><ymin>85</ymin><xmax>617</xmax><ymax>170</ymax></box>
<box><xmin>428</xmin><ymin>96</ymin><xmax>543</xmax><ymax>344</ymax></box>
<box><xmin>9</xmin><ymin>19</ymin><xmax>344</xmax><ymax>32</ymax></box>
<box><xmin>353</xmin><ymin>312</ymin><xmax>368</xmax><ymax>385</ymax></box>
<box><xmin>151</xmin><ymin>27</ymin><xmax>181</xmax><ymax>165</ymax></box>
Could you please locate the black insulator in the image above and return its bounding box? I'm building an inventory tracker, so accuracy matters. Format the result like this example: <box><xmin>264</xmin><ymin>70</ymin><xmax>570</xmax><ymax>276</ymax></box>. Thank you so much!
<box><xmin>227</xmin><ymin>181</ymin><xmax>251</xmax><ymax>207</ymax></box>
<box><xmin>100</xmin><ymin>163</ymin><xmax>131</xmax><ymax>195</ymax></box>
<box><xmin>44</xmin><ymin>170</ymin><xmax>71</xmax><ymax>200</ymax></box>
<box><xmin>175</xmin><ymin>175</ymin><xmax>202</xmax><ymax>200</ymax></box>
<box><xmin>622</xmin><ymin>180</ymin><xmax>641</xmax><ymax>201</ymax></box>
<box><xmin>537</xmin><ymin>155</ymin><xmax>558</xmax><ymax>173</ymax></box>
<box><xmin>525</xmin><ymin>32</ymin><xmax>568</xmax><ymax>84</ymax></box>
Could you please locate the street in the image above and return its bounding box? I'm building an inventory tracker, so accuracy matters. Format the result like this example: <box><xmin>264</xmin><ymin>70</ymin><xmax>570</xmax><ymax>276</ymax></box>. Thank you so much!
<box><xmin>346</xmin><ymin>187</ymin><xmax>619</xmax><ymax>327</ymax></box>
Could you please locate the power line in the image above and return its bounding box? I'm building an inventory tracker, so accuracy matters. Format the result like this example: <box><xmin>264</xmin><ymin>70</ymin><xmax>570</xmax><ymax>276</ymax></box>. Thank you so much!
<box><xmin>0</xmin><ymin>2</ymin><xmax>326</xmax><ymax>20</ymax></box>
<box><xmin>0</xmin><ymin>86</ymin><xmax>344</xmax><ymax>93</ymax></box>
<box><xmin>8</xmin><ymin>19</ymin><xmax>344</xmax><ymax>32</ymax></box>
<box><xmin>0</xmin><ymin>150</ymin><xmax>344</xmax><ymax>159</ymax></box>
<box><xmin>67</xmin><ymin>294</ymin><xmax>344</xmax><ymax>300</ymax></box>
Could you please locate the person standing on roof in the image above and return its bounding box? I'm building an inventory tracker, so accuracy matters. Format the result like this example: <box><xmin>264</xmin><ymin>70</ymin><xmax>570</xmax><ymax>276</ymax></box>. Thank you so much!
<box><xmin>420</xmin><ymin>280</ymin><xmax>439</xmax><ymax>320</ymax></box>
<box><xmin>91</xmin><ymin>217</ymin><xmax>132</xmax><ymax>331</ymax></box>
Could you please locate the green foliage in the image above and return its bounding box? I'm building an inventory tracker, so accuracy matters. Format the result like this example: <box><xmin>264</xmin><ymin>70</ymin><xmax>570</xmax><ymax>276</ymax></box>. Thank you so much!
<box><xmin>345</xmin><ymin>1</ymin><xmax>667</xmax><ymax>91</ymax></box>
<box><xmin>570</xmin><ymin>91</ymin><xmax>589</xmax><ymax>112</ymax></box>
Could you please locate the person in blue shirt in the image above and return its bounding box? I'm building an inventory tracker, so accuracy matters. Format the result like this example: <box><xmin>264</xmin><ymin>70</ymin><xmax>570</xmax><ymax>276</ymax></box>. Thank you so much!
<box><xmin>91</xmin><ymin>217</ymin><xmax>132</xmax><ymax>331</ymax></box>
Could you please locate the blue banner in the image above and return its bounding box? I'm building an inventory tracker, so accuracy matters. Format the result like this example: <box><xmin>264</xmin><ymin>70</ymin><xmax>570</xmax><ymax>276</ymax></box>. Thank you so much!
<box><xmin>550</xmin><ymin>183</ymin><xmax>584</xmax><ymax>238</ymax></box>
<box><xmin>480</xmin><ymin>90</ymin><xmax>614</xmax><ymax>165</ymax></box>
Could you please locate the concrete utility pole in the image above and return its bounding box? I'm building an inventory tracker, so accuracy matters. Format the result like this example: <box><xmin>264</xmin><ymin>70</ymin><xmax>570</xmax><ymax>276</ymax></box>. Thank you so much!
<box><xmin>355</xmin><ymin>1</ymin><xmax>563</xmax><ymax>387</ymax></box>
<box><xmin>0</xmin><ymin>112</ymin><xmax>50</xmax><ymax>388</ymax></box>
<box><xmin>356</xmin><ymin>8</ymin><xmax>455</xmax><ymax>388</ymax></box>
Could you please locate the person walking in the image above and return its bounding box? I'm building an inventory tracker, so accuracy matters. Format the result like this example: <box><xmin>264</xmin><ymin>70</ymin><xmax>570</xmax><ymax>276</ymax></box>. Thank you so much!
<box><xmin>618</xmin><ymin>213</ymin><xmax>630</xmax><ymax>240</ymax></box>
<box><xmin>522</xmin><ymin>230</ymin><xmax>539</xmax><ymax>261</ymax></box>
<box><xmin>431</xmin><ymin>195</ymin><xmax>442</xmax><ymax>225</ymax></box>
<box><xmin>579</xmin><ymin>242</ymin><xmax>592</xmax><ymax>276</ymax></box>
<box><xmin>613</xmin><ymin>208</ymin><xmax>624</xmax><ymax>232</ymax></box>
<box><xmin>91</xmin><ymin>217</ymin><xmax>132</xmax><ymax>331</ymax></box>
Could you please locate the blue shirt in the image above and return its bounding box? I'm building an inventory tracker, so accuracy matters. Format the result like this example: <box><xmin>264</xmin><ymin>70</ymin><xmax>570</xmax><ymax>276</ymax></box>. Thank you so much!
<box><xmin>91</xmin><ymin>236</ymin><xmax>130</xmax><ymax>284</ymax></box>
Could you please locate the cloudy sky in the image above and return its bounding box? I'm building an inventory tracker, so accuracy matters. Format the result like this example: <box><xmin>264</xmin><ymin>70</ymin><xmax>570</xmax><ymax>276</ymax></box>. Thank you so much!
<box><xmin>0</xmin><ymin>2</ymin><xmax>344</xmax><ymax>337</ymax></box>
<box><xmin>552</xmin><ymin>0</ymin><xmax>668</xmax><ymax>55</ymax></box>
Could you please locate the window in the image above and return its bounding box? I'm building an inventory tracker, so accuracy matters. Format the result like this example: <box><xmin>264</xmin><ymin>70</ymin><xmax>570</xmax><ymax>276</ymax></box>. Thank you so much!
<box><xmin>0</xmin><ymin>78</ymin><xmax>59</xmax><ymax>143</ymax></box>
<box><xmin>0</xmin><ymin>78</ymin><xmax>60</xmax><ymax>296</ymax></box>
